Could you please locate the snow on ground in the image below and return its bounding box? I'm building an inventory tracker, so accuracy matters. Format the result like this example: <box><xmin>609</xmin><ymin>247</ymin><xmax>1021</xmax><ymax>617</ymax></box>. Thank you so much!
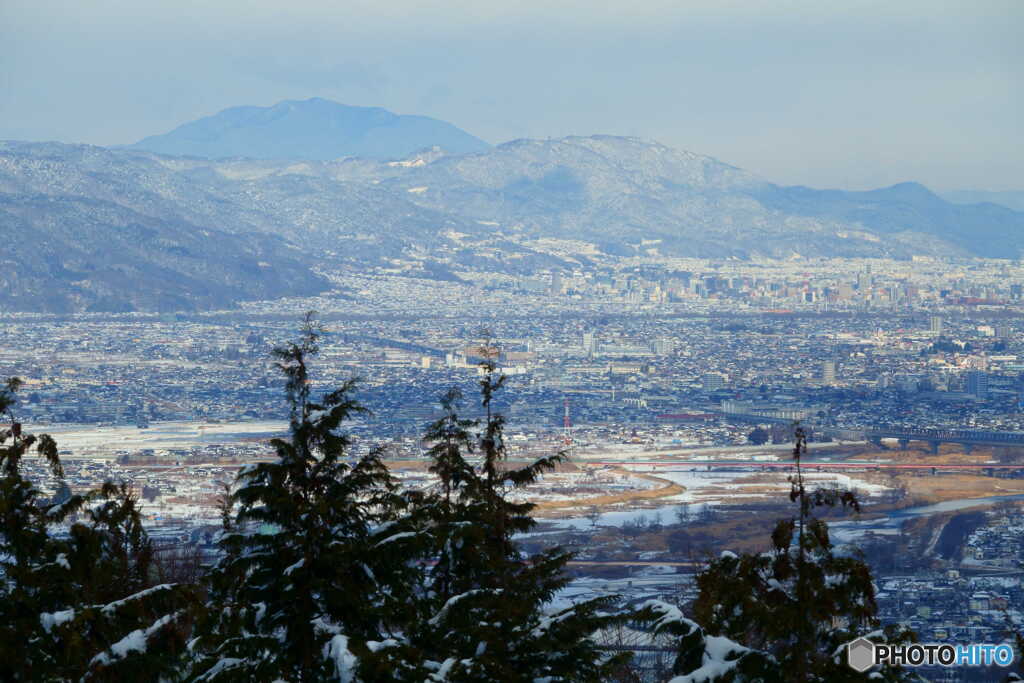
<box><xmin>540</xmin><ymin>463</ymin><xmax>894</xmax><ymax>531</ymax></box>
<box><xmin>626</xmin><ymin>466</ymin><xmax>891</xmax><ymax>504</ymax></box>
<box><xmin>392</xmin><ymin>466</ymin><xmax>660</xmax><ymax>506</ymax></box>
<box><xmin>543</xmin><ymin>504</ymin><xmax>712</xmax><ymax>531</ymax></box>
<box><xmin>32</xmin><ymin>420</ymin><xmax>286</xmax><ymax>457</ymax></box>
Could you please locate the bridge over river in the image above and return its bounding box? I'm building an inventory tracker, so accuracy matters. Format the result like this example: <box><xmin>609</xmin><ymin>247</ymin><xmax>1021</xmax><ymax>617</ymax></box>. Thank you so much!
<box><xmin>719</xmin><ymin>412</ymin><xmax>1024</xmax><ymax>455</ymax></box>
<box><xmin>859</xmin><ymin>427</ymin><xmax>1024</xmax><ymax>454</ymax></box>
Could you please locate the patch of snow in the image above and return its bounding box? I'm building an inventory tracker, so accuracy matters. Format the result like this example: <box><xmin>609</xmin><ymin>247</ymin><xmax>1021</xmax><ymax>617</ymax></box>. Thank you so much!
<box><xmin>89</xmin><ymin>612</ymin><xmax>181</xmax><ymax>667</ymax></box>
<box><xmin>323</xmin><ymin>634</ymin><xmax>358</xmax><ymax>683</ymax></box>
<box><xmin>40</xmin><ymin>608</ymin><xmax>75</xmax><ymax>632</ymax></box>
<box><xmin>375</xmin><ymin>531</ymin><xmax>416</xmax><ymax>547</ymax></box>
<box><xmin>427</xmin><ymin>657</ymin><xmax>458</xmax><ymax>681</ymax></box>
<box><xmin>101</xmin><ymin>584</ymin><xmax>175</xmax><ymax>615</ymax></box>
<box><xmin>387</xmin><ymin>158</ymin><xmax>426</xmax><ymax>167</ymax></box>
<box><xmin>429</xmin><ymin>589</ymin><xmax>497</xmax><ymax>626</ymax></box>
<box><xmin>195</xmin><ymin>657</ymin><xmax>248</xmax><ymax>681</ymax></box>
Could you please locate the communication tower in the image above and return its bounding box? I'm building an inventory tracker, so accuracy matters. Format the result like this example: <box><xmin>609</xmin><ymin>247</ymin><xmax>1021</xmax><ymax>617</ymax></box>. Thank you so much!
<box><xmin>562</xmin><ymin>396</ymin><xmax>573</xmax><ymax>452</ymax></box>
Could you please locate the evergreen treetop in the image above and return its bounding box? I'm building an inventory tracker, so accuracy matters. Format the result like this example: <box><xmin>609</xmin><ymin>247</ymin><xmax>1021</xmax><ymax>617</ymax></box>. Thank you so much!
<box><xmin>395</xmin><ymin>346</ymin><xmax>632</xmax><ymax>682</ymax></box>
<box><xmin>191</xmin><ymin>313</ymin><xmax>422</xmax><ymax>681</ymax></box>
<box><xmin>661</xmin><ymin>426</ymin><xmax>917</xmax><ymax>682</ymax></box>
<box><xmin>1</xmin><ymin>377</ymin><xmax>191</xmax><ymax>681</ymax></box>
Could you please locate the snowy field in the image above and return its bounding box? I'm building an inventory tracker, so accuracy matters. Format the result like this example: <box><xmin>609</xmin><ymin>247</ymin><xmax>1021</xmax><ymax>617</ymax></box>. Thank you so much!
<box><xmin>640</xmin><ymin>467</ymin><xmax>890</xmax><ymax>503</ymax></box>
<box><xmin>391</xmin><ymin>466</ymin><xmax>661</xmax><ymax>506</ymax></box>
<box><xmin>541</xmin><ymin>464</ymin><xmax>893</xmax><ymax>531</ymax></box>
<box><xmin>30</xmin><ymin>420</ymin><xmax>287</xmax><ymax>457</ymax></box>
<box><xmin>28</xmin><ymin>426</ymin><xmax>899</xmax><ymax>542</ymax></box>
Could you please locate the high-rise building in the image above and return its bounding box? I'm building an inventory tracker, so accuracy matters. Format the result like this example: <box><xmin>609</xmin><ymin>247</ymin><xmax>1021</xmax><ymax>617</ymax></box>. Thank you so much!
<box><xmin>549</xmin><ymin>272</ymin><xmax>562</xmax><ymax>296</ymax></box>
<box><xmin>929</xmin><ymin>315</ymin><xmax>943</xmax><ymax>335</ymax></box>
<box><xmin>652</xmin><ymin>336</ymin><xmax>675</xmax><ymax>356</ymax></box>
<box><xmin>702</xmin><ymin>373</ymin><xmax>726</xmax><ymax>391</ymax></box>
<box><xmin>822</xmin><ymin>360</ymin><xmax>836</xmax><ymax>386</ymax></box>
<box><xmin>967</xmin><ymin>370</ymin><xmax>989</xmax><ymax>399</ymax></box>
<box><xmin>582</xmin><ymin>332</ymin><xmax>596</xmax><ymax>355</ymax></box>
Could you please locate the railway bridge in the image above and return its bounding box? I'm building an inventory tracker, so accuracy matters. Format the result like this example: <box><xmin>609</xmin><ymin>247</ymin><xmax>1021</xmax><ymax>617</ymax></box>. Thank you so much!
<box><xmin>863</xmin><ymin>427</ymin><xmax>1024</xmax><ymax>454</ymax></box>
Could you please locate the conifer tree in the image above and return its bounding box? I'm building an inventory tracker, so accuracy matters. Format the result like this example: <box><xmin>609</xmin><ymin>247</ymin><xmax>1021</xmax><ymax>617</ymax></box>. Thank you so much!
<box><xmin>639</xmin><ymin>599</ymin><xmax>782</xmax><ymax>682</ymax></box>
<box><xmin>656</xmin><ymin>426</ymin><xmax>916</xmax><ymax>682</ymax></box>
<box><xmin>421</xmin><ymin>386</ymin><xmax>476</xmax><ymax>606</ymax></box>
<box><xmin>0</xmin><ymin>378</ymin><xmax>191</xmax><ymax>681</ymax></box>
<box><xmin>403</xmin><ymin>347</ymin><xmax>631</xmax><ymax>681</ymax></box>
<box><xmin>191</xmin><ymin>313</ymin><xmax>422</xmax><ymax>681</ymax></box>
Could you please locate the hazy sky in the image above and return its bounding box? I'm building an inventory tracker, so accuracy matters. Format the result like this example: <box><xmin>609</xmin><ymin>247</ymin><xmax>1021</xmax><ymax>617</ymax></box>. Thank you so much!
<box><xmin>2</xmin><ymin>0</ymin><xmax>1021</xmax><ymax>191</ymax></box>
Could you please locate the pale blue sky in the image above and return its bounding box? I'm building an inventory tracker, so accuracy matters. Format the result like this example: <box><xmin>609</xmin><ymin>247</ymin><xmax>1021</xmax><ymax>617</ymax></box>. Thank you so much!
<box><xmin>1</xmin><ymin>0</ymin><xmax>1020</xmax><ymax>191</ymax></box>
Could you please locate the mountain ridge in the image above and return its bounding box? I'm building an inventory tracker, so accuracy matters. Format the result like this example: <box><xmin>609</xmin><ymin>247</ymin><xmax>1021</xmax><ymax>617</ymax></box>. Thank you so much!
<box><xmin>2</xmin><ymin>134</ymin><xmax>1022</xmax><ymax>312</ymax></box>
<box><xmin>940</xmin><ymin>189</ymin><xmax>1024</xmax><ymax>213</ymax></box>
<box><xmin>127</xmin><ymin>98</ymin><xmax>491</xmax><ymax>161</ymax></box>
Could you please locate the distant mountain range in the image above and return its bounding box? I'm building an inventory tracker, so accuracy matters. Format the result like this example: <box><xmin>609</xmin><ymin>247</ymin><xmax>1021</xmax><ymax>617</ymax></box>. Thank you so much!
<box><xmin>939</xmin><ymin>189</ymin><xmax>1024</xmax><ymax>213</ymax></box>
<box><xmin>127</xmin><ymin>98</ymin><xmax>491</xmax><ymax>160</ymax></box>
<box><xmin>3</xmin><ymin>106</ymin><xmax>1024</xmax><ymax>313</ymax></box>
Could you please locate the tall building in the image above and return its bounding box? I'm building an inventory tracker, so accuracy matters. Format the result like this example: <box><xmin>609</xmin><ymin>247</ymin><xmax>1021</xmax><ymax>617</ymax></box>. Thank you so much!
<box><xmin>822</xmin><ymin>360</ymin><xmax>836</xmax><ymax>386</ymax></box>
<box><xmin>929</xmin><ymin>315</ymin><xmax>943</xmax><ymax>335</ymax></box>
<box><xmin>967</xmin><ymin>370</ymin><xmax>989</xmax><ymax>399</ymax></box>
<box><xmin>582</xmin><ymin>332</ymin><xmax>596</xmax><ymax>355</ymax></box>
<box><xmin>548</xmin><ymin>272</ymin><xmax>562</xmax><ymax>296</ymax></box>
<box><xmin>702</xmin><ymin>373</ymin><xmax>726</xmax><ymax>391</ymax></box>
<box><xmin>652</xmin><ymin>336</ymin><xmax>675</xmax><ymax>356</ymax></box>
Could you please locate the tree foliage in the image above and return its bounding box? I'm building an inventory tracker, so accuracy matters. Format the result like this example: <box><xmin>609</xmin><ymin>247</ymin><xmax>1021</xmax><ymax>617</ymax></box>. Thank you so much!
<box><xmin>662</xmin><ymin>426</ymin><xmax>917</xmax><ymax>682</ymax></box>
<box><xmin>191</xmin><ymin>312</ymin><xmax>422</xmax><ymax>680</ymax></box>
<box><xmin>394</xmin><ymin>343</ymin><xmax>632</xmax><ymax>681</ymax></box>
<box><xmin>0</xmin><ymin>378</ymin><xmax>191</xmax><ymax>681</ymax></box>
<box><xmin>746</xmin><ymin>427</ymin><xmax>770</xmax><ymax>446</ymax></box>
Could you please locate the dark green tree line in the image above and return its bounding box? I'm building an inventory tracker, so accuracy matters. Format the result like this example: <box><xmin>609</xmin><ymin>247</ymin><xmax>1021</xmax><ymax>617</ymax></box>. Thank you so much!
<box><xmin>0</xmin><ymin>378</ymin><xmax>192</xmax><ymax>681</ymax></box>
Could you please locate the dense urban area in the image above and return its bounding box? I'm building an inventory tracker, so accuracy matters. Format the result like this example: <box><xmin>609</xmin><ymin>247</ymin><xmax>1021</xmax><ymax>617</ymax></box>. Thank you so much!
<box><xmin>5</xmin><ymin>255</ymin><xmax>1024</xmax><ymax>681</ymax></box>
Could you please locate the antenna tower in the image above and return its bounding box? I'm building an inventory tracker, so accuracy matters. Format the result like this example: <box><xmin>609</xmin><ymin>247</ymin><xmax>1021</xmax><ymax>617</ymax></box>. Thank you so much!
<box><xmin>562</xmin><ymin>396</ymin><xmax>573</xmax><ymax>451</ymax></box>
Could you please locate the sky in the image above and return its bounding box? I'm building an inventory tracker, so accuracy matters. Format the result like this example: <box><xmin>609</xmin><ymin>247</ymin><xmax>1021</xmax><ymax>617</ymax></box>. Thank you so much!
<box><xmin>1</xmin><ymin>0</ymin><xmax>1021</xmax><ymax>191</ymax></box>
